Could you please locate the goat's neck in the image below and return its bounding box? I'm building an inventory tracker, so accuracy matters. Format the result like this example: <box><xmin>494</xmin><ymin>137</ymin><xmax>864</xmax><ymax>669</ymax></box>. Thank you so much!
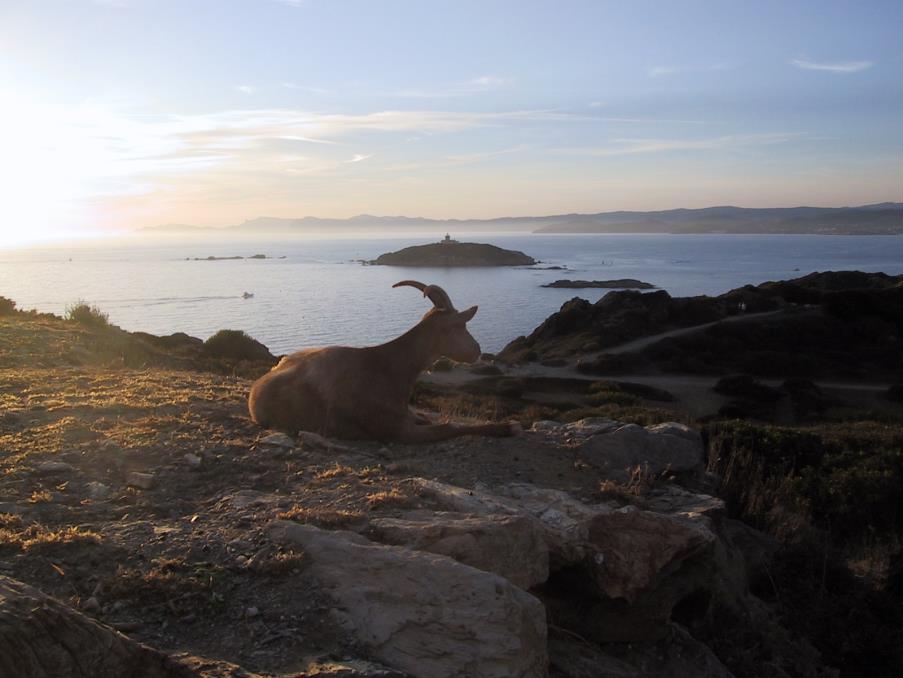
<box><xmin>377</xmin><ymin>321</ymin><xmax>440</xmax><ymax>394</ymax></box>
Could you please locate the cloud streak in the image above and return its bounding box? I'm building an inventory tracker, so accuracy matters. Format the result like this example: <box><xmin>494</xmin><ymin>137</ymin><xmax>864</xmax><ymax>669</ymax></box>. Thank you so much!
<box><xmin>790</xmin><ymin>58</ymin><xmax>874</xmax><ymax>73</ymax></box>
<box><xmin>393</xmin><ymin>75</ymin><xmax>514</xmax><ymax>98</ymax></box>
<box><xmin>559</xmin><ymin>133</ymin><xmax>800</xmax><ymax>157</ymax></box>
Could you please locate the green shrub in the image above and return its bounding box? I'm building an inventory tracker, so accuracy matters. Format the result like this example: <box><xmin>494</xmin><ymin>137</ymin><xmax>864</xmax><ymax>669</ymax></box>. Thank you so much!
<box><xmin>0</xmin><ymin>297</ymin><xmax>16</xmax><ymax>315</ymax></box>
<box><xmin>65</xmin><ymin>301</ymin><xmax>109</xmax><ymax>328</ymax></box>
<box><xmin>203</xmin><ymin>329</ymin><xmax>272</xmax><ymax>361</ymax></box>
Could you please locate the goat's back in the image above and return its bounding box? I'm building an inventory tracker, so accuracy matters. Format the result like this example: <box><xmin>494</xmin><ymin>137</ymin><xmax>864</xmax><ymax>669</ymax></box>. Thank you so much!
<box><xmin>247</xmin><ymin>345</ymin><xmax>376</xmax><ymax>435</ymax></box>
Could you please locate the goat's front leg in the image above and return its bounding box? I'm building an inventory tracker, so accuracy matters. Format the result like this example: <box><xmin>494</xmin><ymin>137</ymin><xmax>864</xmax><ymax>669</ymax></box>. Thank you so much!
<box><xmin>396</xmin><ymin>420</ymin><xmax>519</xmax><ymax>444</ymax></box>
<box><xmin>410</xmin><ymin>408</ymin><xmax>434</xmax><ymax>425</ymax></box>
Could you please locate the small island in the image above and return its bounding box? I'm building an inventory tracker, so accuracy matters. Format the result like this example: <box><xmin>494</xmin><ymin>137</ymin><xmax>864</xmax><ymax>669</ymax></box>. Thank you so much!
<box><xmin>542</xmin><ymin>279</ymin><xmax>655</xmax><ymax>289</ymax></box>
<box><xmin>187</xmin><ymin>254</ymin><xmax>283</xmax><ymax>261</ymax></box>
<box><xmin>371</xmin><ymin>234</ymin><xmax>536</xmax><ymax>267</ymax></box>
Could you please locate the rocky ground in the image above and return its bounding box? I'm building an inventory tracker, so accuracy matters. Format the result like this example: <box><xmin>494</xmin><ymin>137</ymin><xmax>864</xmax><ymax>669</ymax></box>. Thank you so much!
<box><xmin>1</xmin><ymin>279</ymin><xmax>900</xmax><ymax>677</ymax></box>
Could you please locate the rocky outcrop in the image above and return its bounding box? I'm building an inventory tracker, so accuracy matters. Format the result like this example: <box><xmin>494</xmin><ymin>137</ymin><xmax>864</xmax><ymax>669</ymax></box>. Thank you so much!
<box><xmin>268</xmin><ymin>521</ymin><xmax>548</xmax><ymax>678</ymax></box>
<box><xmin>579</xmin><ymin>421</ymin><xmax>705</xmax><ymax>480</ymax></box>
<box><xmin>541</xmin><ymin>279</ymin><xmax>655</xmax><ymax>289</ymax></box>
<box><xmin>0</xmin><ymin>575</ymin><xmax>190</xmax><ymax>678</ymax></box>
<box><xmin>413</xmin><ymin>477</ymin><xmax>720</xmax><ymax>641</ymax></box>
<box><xmin>368</xmin><ymin>510</ymin><xmax>548</xmax><ymax>589</ymax></box>
<box><xmin>498</xmin><ymin>289</ymin><xmax>724</xmax><ymax>362</ymax></box>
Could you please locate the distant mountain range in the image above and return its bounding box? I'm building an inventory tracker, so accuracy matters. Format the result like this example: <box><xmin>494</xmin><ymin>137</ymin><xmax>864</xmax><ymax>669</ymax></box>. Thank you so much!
<box><xmin>140</xmin><ymin>203</ymin><xmax>903</xmax><ymax>236</ymax></box>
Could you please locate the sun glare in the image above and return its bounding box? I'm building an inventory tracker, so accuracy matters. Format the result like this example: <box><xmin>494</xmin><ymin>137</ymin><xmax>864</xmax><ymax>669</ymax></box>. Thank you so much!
<box><xmin>0</xmin><ymin>94</ymin><xmax>115</xmax><ymax>247</ymax></box>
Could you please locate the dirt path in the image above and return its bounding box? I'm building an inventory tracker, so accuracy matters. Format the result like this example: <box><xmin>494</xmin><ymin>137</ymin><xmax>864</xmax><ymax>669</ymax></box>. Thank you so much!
<box><xmin>589</xmin><ymin>309</ymin><xmax>783</xmax><ymax>357</ymax></box>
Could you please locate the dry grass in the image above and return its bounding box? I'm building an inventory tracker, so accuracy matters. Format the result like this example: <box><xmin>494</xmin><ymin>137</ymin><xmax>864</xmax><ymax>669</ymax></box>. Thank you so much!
<box><xmin>313</xmin><ymin>464</ymin><xmax>356</xmax><ymax>481</ymax></box>
<box><xmin>0</xmin><ymin>523</ymin><xmax>102</xmax><ymax>552</ymax></box>
<box><xmin>599</xmin><ymin>463</ymin><xmax>670</xmax><ymax>504</ymax></box>
<box><xmin>365</xmin><ymin>487</ymin><xmax>413</xmax><ymax>510</ymax></box>
<box><xmin>251</xmin><ymin>549</ymin><xmax>307</xmax><ymax>576</ymax></box>
<box><xmin>277</xmin><ymin>506</ymin><xmax>366</xmax><ymax>528</ymax></box>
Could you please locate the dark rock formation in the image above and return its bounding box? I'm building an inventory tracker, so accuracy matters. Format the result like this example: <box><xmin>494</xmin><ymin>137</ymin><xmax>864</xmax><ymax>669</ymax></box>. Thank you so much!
<box><xmin>542</xmin><ymin>279</ymin><xmax>655</xmax><ymax>289</ymax></box>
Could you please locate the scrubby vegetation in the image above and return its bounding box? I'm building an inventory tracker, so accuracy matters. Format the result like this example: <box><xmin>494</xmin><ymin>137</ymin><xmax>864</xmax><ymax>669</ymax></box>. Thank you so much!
<box><xmin>203</xmin><ymin>329</ymin><xmax>273</xmax><ymax>362</ymax></box>
<box><xmin>0</xmin><ymin>296</ymin><xmax>16</xmax><ymax>315</ymax></box>
<box><xmin>65</xmin><ymin>300</ymin><xmax>110</xmax><ymax>328</ymax></box>
<box><xmin>705</xmin><ymin>420</ymin><xmax>903</xmax><ymax>677</ymax></box>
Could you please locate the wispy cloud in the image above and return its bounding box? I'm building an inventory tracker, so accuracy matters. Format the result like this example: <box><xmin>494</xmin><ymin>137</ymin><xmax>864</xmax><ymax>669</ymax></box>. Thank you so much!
<box><xmin>235</xmin><ymin>85</ymin><xmax>256</xmax><ymax>95</ymax></box>
<box><xmin>445</xmin><ymin>145</ymin><xmax>528</xmax><ymax>164</ymax></box>
<box><xmin>648</xmin><ymin>63</ymin><xmax>734</xmax><ymax>78</ymax></box>
<box><xmin>559</xmin><ymin>133</ymin><xmax>799</xmax><ymax>157</ymax></box>
<box><xmin>648</xmin><ymin>66</ymin><xmax>679</xmax><ymax>78</ymax></box>
<box><xmin>281</xmin><ymin>82</ymin><xmax>328</xmax><ymax>94</ymax></box>
<box><xmin>394</xmin><ymin>75</ymin><xmax>514</xmax><ymax>98</ymax></box>
<box><xmin>347</xmin><ymin>153</ymin><xmax>372</xmax><ymax>163</ymax></box>
<box><xmin>790</xmin><ymin>58</ymin><xmax>874</xmax><ymax>73</ymax></box>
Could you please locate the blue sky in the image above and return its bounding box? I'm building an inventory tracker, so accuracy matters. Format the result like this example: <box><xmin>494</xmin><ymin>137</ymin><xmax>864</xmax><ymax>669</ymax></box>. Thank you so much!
<box><xmin>0</xmin><ymin>0</ymin><xmax>901</xmax><ymax>240</ymax></box>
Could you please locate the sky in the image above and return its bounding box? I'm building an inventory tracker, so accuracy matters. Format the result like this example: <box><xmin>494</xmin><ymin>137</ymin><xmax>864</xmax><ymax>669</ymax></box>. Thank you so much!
<box><xmin>0</xmin><ymin>0</ymin><xmax>901</xmax><ymax>243</ymax></box>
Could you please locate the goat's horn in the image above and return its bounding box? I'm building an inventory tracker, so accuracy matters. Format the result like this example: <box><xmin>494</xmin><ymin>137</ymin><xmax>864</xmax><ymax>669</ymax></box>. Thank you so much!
<box><xmin>392</xmin><ymin>280</ymin><xmax>456</xmax><ymax>311</ymax></box>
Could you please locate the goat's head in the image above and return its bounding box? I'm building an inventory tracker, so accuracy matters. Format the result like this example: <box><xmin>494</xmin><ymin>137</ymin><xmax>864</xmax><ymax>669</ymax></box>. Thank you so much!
<box><xmin>393</xmin><ymin>280</ymin><xmax>481</xmax><ymax>363</ymax></box>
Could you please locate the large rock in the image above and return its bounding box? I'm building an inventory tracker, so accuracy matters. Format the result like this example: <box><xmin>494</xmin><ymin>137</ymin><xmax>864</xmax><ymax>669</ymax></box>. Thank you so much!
<box><xmin>268</xmin><ymin>521</ymin><xmax>547</xmax><ymax>678</ymax></box>
<box><xmin>476</xmin><ymin>483</ymin><xmax>614</xmax><ymax>566</ymax></box>
<box><xmin>584</xmin><ymin>505</ymin><xmax>715</xmax><ymax>602</ymax></box>
<box><xmin>0</xmin><ymin>575</ymin><xmax>191</xmax><ymax>678</ymax></box>
<box><xmin>419</xmin><ymin>479</ymin><xmax>721</xmax><ymax>642</ymax></box>
<box><xmin>368</xmin><ymin>510</ymin><xmax>548</xmax><ymax>589</ymax></box>
<box><xmin>579</xmin><ymin>422</ymin><xmax>704</xmax><ymax>479</ymax></box>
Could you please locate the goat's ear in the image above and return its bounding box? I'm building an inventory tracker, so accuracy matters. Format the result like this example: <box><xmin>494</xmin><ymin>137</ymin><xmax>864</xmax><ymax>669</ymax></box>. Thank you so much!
<box><xmin>458</xmin><ymin>305</ymin><xmax>478</xmax><ymax>323</ymax></box>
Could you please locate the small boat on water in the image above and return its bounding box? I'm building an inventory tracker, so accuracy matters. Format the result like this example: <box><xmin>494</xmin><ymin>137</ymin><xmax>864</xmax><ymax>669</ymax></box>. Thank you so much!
<box><xmin>242</xmin><ymin>292</ymin><xmax>254</xmax><ymax>299</ymax></box>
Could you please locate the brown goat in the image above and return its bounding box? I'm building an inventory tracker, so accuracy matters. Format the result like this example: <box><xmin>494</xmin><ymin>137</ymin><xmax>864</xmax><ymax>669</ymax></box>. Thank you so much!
<box><xmin>247</xmin><ymin>281</ymin><xmax>516</xmax><ymax>443</ymax></box>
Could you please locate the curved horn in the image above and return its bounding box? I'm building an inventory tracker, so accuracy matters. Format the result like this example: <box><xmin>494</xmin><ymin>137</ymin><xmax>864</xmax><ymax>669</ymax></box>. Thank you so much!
<box><xmin>392</xmin><ymin>280</ymin><xmax>456</xmax><ymax>311</ymax></box>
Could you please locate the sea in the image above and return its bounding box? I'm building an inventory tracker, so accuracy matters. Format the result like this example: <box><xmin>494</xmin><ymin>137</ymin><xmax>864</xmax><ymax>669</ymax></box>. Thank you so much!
<box><xmin>2</xmin><ymin>233</ymin><xmax>902</xmax><ymax>355</ymax></box>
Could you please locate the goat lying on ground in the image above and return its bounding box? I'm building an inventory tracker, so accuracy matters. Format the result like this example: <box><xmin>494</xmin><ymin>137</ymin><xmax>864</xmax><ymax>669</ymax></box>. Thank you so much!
<box><xmin>248</xmin><ymin>281</ymin><xmax>516</xmax><ymax>443</ymax></box>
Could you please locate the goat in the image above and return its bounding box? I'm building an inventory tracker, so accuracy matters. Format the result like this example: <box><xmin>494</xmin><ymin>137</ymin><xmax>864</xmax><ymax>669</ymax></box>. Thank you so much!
<box><xmin>248</xmin><ymin>281</ymin><xmax>516</xmax><ymax>443</ymax></box>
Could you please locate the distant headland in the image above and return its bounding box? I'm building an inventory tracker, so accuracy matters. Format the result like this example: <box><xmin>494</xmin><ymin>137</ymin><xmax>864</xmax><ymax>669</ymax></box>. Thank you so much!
<box><xmin>139</xmin><ymin>202</ymin><xmax>903</xmax><ymax>236</ymax></box>
<box><xmin>369</xmin><ymin>235</ymin><xmax>536</xmax><ymax>267</ymax></box>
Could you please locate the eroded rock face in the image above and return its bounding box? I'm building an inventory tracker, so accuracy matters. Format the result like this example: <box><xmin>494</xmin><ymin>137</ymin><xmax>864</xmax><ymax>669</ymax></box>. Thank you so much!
<box><xmin>268</xmin><ymin>521</ymin><xmax>548</xmax><ymax>678</ymax></box>
<box><xmin>579</xmin><ymin>422</ymin><xmax>704</xmax><ymax>479</ymax></box>
<box><xmin>0</xmin><ymin>575</ymin><xmax>190</xmax><ymax>678</ymax></box>
<box><xmin>415</xmin><ymin>479</ymin><xmax>720</xmax><ymax>642</ymax></box>
<box><xmin>368</xmin><ymin>510</ymin><xmax>549</xmax><ymax>589</ymax></box>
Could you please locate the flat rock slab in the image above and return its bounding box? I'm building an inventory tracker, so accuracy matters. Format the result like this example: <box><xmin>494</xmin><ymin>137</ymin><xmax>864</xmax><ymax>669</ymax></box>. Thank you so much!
<box><xmin>268</xmin><ymin>521</ymin><xmax>547</xmax><ymax>678</ymax></box>
<box><xmin>369</xmin><ymin>510</ymin><xmax>549</xmax><ymax>589</ymax></box>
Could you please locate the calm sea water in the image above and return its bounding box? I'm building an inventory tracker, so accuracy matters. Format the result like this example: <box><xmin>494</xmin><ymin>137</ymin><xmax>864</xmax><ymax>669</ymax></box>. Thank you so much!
<box><xmin>2</xmin><ymin>233</ymin><xmax>902</xmax><ymax>355</ymax></box>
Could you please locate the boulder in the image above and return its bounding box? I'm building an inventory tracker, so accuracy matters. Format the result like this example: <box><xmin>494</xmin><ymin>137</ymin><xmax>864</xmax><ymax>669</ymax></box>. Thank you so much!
<box><xmin>368</xmin><ymin>510</ymin><xmax>548</xmax><ymax>589</ymax></box>
<box><xmin>584</xmin><ymin>505</ymin><xmax>715</xmax><ymax>602</ymax></box>
<box><xmin>0</xmin><ymin>575</ymin><xmax>191</xmax><ymax>678</ymax></box>
<box><xmin>268</xmin><ymin>521</ymin><xmax>547</xmax><ymax>678</ymax></box>
<box><xmin>579</xmin><ymin>422</ymin><xmax>704</xmax><ymax>479</ymax></box>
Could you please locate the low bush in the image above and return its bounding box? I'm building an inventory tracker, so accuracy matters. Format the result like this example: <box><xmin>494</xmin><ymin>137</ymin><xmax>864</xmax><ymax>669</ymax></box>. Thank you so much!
<box><xmin>203</xmin><ymin>329</ymin><xmax>272</xmax><ymax>361</ymax></box>
<box><xmin>65</xmin><ymin>301</ymin><xmax>109</xmax><ymax>328</ymax></box>
<box><xmin>0</xmin><ymin>297</ymin><xmax>16</xmax><ymax>315</ymax></box>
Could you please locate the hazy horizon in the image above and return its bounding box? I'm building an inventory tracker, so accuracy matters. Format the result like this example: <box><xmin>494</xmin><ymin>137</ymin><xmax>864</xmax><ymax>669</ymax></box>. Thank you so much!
<box><xmin>2</xmin><ymin>0</ymin><xmax>902</xmax><ymax>246</ymax></box>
